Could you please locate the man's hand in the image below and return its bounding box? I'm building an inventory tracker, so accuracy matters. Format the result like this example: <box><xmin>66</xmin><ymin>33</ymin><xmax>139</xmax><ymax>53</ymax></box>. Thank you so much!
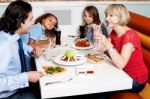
<box><xmin>27</xmin><ymin>71</ymin><xmax>44</xmax><ymax>83</ymax></box>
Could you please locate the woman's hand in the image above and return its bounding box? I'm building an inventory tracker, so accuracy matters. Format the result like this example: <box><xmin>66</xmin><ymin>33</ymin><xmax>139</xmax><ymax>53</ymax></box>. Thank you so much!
<box><xmin>92</xmin><ymin>24</ymin><xmax>102</xmax><ymax>37</ymax></box>
<box><xmin>92</xmin><ymin>24</ymin><xmax>99</xmax><ymax>31</ymax></box>
<box><xmin>101</xmin><ymin>35</ymin><xmax>113</xmax><ymax>50</ymax></box>
<box><xmin>94</xmin><ymin>34</ymin><xmax>113</xmax><ymax>52</ymax></box>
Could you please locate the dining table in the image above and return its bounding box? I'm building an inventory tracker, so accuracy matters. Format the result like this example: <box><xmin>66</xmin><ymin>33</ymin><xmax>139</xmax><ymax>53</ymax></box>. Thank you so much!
<box><xmin>35</xmin><ymin>36</ymin><xmax>132</xmax><ymax>99</ymax></box>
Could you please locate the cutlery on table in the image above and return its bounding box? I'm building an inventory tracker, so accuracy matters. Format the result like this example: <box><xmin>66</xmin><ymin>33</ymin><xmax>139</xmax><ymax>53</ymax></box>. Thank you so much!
<box><xmin>45</xmin><ymin>78</ymin><xmax>73</xmax><ymax>86</ymax></box>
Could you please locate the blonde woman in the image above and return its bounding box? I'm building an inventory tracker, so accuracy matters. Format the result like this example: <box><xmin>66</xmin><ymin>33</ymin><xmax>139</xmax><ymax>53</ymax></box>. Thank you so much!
<box><xmin>98</xmin><ymin>4</ymin><xmax>148</xmax><ymax>93</ymax></box>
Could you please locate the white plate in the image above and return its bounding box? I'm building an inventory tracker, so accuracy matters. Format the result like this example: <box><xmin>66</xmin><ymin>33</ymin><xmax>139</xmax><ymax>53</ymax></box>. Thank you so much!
<box><xmin>53</xmin><ymin>54</ymin><xmax>87</xmax><ymax>66</ymax></box>
<box><xmin>72</xmin><ymin>43</ymin><xmax>93</xmax><ymax>50</ymax></box>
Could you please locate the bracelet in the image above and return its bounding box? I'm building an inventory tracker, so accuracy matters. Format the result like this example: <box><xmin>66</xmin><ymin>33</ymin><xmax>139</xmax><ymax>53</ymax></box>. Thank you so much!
<box><xmin>107</xmin><ymin>47</ymin><xmax>114</xmax><ymax>54</ymax></box>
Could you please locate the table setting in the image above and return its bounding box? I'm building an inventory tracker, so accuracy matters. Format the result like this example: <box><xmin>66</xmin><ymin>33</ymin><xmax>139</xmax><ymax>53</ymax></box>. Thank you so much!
<box><xmin>35</xmin><ymin>36</ymin><xmax>132</xmax><ymax>99</ymax></box>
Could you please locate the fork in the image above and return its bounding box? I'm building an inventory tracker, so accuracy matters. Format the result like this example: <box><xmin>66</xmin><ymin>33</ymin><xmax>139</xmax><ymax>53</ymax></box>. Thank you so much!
<box><xmin>45</xmin><ymin>78</ymin><xmax>73</xmax><ymax>86</ymax></box>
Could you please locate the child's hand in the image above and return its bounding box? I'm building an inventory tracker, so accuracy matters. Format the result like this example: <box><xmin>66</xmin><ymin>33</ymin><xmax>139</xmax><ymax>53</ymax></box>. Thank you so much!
<box><xmin>31</xmin><ymin>46</ymin><xmax>42</xmax><ymax>57</ymax></box>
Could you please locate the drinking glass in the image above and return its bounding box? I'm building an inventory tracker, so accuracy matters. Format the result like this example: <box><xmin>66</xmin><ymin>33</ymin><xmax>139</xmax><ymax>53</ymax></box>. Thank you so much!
<box><xmin>49</xmin><ymin>36</ymin><xmax>56</xmax><ymax>47</ymax></box>
<box><xmin>43</xmin><ymin>47</ymin><xmax>52</xmax><ymax>61</ymax></box>
<box><xmin>93</xmin><ymin>38</ymin><xmax>101</xmax><ymax>53</ymax></box>
<box><xmin>93</xmin><ymin>26</ymin><xmax>102</xmax><ymax>54</ymax></box>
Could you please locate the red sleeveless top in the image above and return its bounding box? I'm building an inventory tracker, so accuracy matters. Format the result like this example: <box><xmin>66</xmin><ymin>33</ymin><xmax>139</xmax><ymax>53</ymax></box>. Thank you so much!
<box><xmin>110</xmin><ymin>30</ymin><xmax>148</xmax><ymax>84</ymax></box>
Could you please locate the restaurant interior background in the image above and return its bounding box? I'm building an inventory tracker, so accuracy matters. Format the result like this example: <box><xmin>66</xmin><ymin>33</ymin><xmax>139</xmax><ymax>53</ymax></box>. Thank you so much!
<box><xmin>0</xmin><ymin>0</ymin><xmax>150</xmax><ymax>2</ymax></box>
<box><xmin>0</xmin><ymin>0</ymin><xmax>149</xmax><ymax>99</ymax></box>
<box><xmin>0</xmin><ymin>0</ymin><xmax>150</xmax><ymax>37</ymax></box>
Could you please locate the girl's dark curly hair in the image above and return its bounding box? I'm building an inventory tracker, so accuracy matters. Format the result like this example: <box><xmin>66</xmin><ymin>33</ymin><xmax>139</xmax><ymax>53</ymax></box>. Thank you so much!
<box><xmin>0</xmin><ymin>0</ymin><xmax>32</xmax><ymax>35</ymax></box>
<box><xmin>35</xmin><ymin>13</ymin><xmax>58</xmax><ymax>30</ymax></box>
<box><xmin>35</xmin><ymin>13</ymin><xmax>58</xmax><ymax>37</ymax></box>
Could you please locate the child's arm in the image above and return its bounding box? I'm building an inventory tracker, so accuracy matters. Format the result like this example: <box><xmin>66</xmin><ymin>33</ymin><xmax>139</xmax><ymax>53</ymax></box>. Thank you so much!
<box><xmin>29</xmin><ymin>38</ymin><xmax>49</xmax><ymax>48</ymax></box>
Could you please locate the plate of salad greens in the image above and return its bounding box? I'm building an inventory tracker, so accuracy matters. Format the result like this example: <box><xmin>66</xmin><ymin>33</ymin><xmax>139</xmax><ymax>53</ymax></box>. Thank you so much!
<box><xmin>43</xmin><ymin>65</ymin><xmax>66</xmax><ymax>76</ymax></box>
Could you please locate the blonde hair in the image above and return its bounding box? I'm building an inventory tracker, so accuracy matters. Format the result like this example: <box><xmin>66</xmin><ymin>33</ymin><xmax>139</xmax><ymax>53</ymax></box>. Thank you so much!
<box><xmin>105</xmin><ymin>4</ymin><xmax>130</xmax><ymax>26</ymax></box>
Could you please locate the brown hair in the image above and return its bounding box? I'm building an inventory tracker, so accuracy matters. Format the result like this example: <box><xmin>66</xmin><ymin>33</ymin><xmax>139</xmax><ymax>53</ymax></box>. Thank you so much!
<box><xmin>83</xmin><ymin>6</ymin><xmax>101</xmax><ymax>25</ymax></box>
<box><xmin>35</xmin><ymin>13</ymin><xmax>58</xmax><ymax>38</ymax></box>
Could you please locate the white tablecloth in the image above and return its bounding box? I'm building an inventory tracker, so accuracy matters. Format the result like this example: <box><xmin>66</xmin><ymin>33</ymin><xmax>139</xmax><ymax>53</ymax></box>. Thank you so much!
<box><xmin>35</xmin><ymin>37</ymin><xmax>132</xmax><ymax>99</ymax></box>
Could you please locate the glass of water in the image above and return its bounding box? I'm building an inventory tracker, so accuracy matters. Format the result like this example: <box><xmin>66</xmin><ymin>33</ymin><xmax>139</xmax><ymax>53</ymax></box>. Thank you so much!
<box><xmin>93</xmin><ymin>38</ymin><xmax>101</xmax><ymax>54</ymax></box>
<box><xmin>43</xmin><ymin>47</ymin><xmax>52</xmax><ymax>61</ymax></box>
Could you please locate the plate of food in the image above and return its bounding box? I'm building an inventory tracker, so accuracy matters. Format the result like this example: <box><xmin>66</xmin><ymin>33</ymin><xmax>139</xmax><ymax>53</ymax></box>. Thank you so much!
<box><xmin>86</xmin><ymin>54</ymin><xmax>103</xmax><ymax>63</ymax></box>
<box><xmin>72</xmin><ymin>38</ymin><xmax>93</xmax><ymax>50</ymax></box>
<box><xmin>43</xmin><ymin>65</ymin><xmax>66</xmax><ymax>75</ymax></box>
<box><xmin>53</xmin><ymin>50</ymin><xmax>87</xmax><ymax>66</ymax></box>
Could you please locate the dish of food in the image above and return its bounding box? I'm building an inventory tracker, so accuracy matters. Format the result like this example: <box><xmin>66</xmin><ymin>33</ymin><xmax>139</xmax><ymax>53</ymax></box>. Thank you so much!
<box><xmin>53</xmin><ymin>50</ymin><xmax>87</xmax><ymax>65</ymax></box>
<box><xmin>72</xmin><ymin>39</ymin><xmax>93</xmax><ymax>50</ymax></box>
<box><xmin>60</xmin><ymin>50</ymin><xmax>80</xmax><ymax>62</ymax></box>
<box><xmin>43</xmin><ymin>66</ymin><xmax>65</xmax><ymax>75</ymax></box>
<box><xmin>86</xmin><ymin>54</ymin><xmax>103</xmax><ymax>63</ymax></box>
<box><xmin>75</xmin><ymin>39</ymin><xmax>90</xmax><ymax>47</ymax></box>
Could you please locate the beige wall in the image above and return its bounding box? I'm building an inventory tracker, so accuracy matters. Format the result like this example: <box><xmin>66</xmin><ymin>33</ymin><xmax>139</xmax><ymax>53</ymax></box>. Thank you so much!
<box><xmin>0</xmin><ymin>1</ymin><xmax>150</xmax><ymax>37</ymax></box>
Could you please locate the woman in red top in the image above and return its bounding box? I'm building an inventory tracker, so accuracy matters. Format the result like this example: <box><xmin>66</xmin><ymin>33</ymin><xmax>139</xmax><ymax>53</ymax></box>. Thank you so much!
<box><xmin>98</xmin><ymin>4</ymin><xmax>148</xmax><ymax>93</ymax></box>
